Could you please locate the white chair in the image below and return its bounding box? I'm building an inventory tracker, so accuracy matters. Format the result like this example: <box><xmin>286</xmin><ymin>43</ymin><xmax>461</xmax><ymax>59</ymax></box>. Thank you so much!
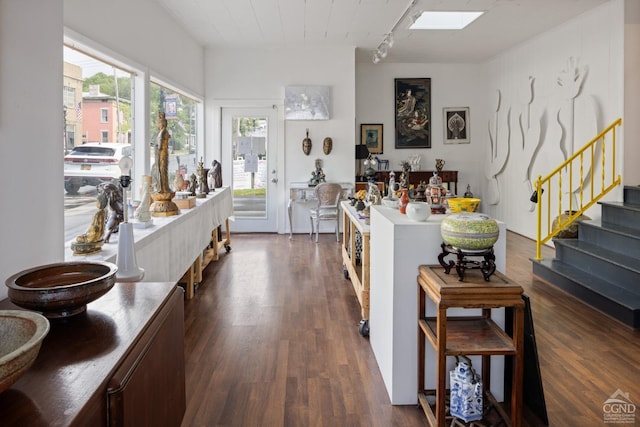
<box><xmin>309</xmin><ymin>182</ymin><xmax>342</xmax><ymax>242</ymax></box>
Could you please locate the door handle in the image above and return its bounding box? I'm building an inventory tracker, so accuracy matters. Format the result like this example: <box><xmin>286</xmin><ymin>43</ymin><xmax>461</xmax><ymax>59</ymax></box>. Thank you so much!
<box><xmin>271</xmin><ymin>178</ymin><xmax>278</xmax><ymax>183</ymax></box>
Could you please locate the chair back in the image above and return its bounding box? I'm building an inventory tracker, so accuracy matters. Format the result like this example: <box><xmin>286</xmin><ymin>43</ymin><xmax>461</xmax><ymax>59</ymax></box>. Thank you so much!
<box><xmin>314</xmin><ymin>183</ymin><xmax>342</xmax><ymax>209</ymax></box>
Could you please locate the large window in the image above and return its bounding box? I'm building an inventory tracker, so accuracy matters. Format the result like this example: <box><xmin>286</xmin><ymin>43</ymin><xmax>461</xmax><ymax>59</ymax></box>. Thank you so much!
<box><xmin>63</xmin><ymin>45</ymin><xmax>133</xmax><ymax>243</ymax></box>
<box><xmin>149</xmin><ymin>81</ymin><xmax>199</xmax><ymax>193</ymax></box>
<box><xmin>62</xmin><ymin>44</ymin><xmax>202</xmax><ymax>246</ymax></box>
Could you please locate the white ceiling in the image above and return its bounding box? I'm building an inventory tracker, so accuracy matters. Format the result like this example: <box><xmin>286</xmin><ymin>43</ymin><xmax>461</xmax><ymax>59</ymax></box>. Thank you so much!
<box><xmin>154</xmin><ymin>0</ymin><xmax>610</xmax><ymax>63</ymax></box>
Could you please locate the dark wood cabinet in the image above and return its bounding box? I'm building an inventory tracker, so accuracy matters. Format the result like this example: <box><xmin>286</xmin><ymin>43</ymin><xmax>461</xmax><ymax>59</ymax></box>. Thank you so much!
<box><xmin>365</xmin><ymin>170</ymin><xmax>458</xmax><ymax>195</ymax></box>
<box><xmin>0</xmin><ymin>282</ymin><xmax>185</xmax><ymax>427</ymax></box>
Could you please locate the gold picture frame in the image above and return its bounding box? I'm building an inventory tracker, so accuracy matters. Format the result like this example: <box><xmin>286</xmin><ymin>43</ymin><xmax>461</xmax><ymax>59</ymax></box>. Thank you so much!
<box><xmin>361</xmin><ymin>123</ymin><xmax>383</xmax><ymax>154</ymax></box>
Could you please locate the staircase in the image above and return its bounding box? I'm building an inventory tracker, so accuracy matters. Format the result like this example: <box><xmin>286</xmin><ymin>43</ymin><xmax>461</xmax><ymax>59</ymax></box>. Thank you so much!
<box><xmin>532</xmin><ymin>185</ymin><xmax>640</xmax><ymax>328</ymax></box>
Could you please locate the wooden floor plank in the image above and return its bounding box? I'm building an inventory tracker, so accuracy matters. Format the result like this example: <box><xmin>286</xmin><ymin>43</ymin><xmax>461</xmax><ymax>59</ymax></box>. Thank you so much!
<box><xmin>181</xmin><ymin>231</ymin><xmax>640</xmax><ymax>427</ymax></box>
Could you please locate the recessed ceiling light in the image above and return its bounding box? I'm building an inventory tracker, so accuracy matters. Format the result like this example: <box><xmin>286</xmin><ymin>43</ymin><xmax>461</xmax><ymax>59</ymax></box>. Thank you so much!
<box><xmin>410</xmin><ymin>11</ymin><xmax>484</xmax><ymax>30</ymax></box>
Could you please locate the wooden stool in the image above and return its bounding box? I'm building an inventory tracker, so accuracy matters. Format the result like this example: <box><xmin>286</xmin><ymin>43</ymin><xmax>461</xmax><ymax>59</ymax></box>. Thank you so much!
<box><xmin>417</xmin><ymin>265</ymin><xmax>524</xmax><ymax>427</ymax></box>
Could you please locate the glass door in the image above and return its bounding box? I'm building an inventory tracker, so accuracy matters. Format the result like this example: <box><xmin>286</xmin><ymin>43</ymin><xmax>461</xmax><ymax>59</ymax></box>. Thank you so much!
<box><xmin>222</xmin><ymin>107</ymin><xmax>278</xmax><ymax>232</ymax></box>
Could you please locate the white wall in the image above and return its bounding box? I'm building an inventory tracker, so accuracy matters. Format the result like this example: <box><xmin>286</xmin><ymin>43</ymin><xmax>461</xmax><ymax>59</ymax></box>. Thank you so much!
<box><xmin>205</xmin><ymin>47</ymin><xmax>356</xmax><ymax>233</ymax></box>
<box><xmin>356</xmin><ymin>62</ymin><xmax>486</xmax><ymax>198</ymax></box>
<box><xmin>64</xmin><ymin>0</ymin><xmax>204</xmax><ymax>98</ymax></box>
<box><xmin>0</xmin><ymin>0</ymin><xmax>64</xmax><ymax>300</ymax></box>
<box><xmin>624</xmin><ymin>0</ymin><xmax>640</xmax><ymax>185</ymax></box>
<box><xmin>483</xmin><ymin>0</ymin><xmax>625</xmax><ymax>239</ymax></box>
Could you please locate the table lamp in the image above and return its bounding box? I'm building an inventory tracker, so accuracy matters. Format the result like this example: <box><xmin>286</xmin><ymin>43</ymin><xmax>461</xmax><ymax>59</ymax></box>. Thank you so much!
<box><xmin>116</xmin><ymin>155</ymin><xmax>145</xmax><ymax>282</ymax></box>
<box><xmin>355</xmin><ymin>144</ymin><xmax>370</xmax><ymax>182</ymax></box>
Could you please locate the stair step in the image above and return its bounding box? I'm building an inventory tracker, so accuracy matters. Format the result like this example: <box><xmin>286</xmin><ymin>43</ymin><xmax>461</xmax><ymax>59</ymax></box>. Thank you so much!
<box><xmin>623</xmin><ymin>185</ymin><xmax>640</xmax><ymax>205</ymax></box>
<box><xmin>554</xmin><ymin>239</ymin><xmax>640</xmax><ymax>290</ymax></box>
<box><xmin>532</xmin><ymin>258</ymin><xmax>640</xmax><ymax>328</ymax></box>
<box><xmin>599</xmin><ymin>201</ymin><xmax>640</xmax><ymax>232</ymax></box>
<box><xmin>579</xmin><ymin>219</ymin><xmax>640</xmax><ymax>259</ymax></box>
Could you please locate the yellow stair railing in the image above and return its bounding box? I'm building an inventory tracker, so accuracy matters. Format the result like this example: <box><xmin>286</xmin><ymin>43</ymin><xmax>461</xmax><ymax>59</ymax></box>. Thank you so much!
<box><xmin>533</xmin><ymin>118</ymin><xmax>622</xmax><ymax>260</ymax></box>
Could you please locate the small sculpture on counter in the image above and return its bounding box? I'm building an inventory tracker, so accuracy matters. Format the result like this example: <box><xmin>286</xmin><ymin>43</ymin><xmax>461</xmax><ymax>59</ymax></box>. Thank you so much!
<box><xmin>196</xmin><ymin>157</ymin><xmax>208</xmax><ymax>198</ymax></box>
<box><xmin>413</xmin><ymin>180</ymin><xmax>427</xmax><ymax>202</ymax></box>
<box><xmin>174</xmin><ymin>170</ymin><xmax>185</xmax><ymax>192</ymax></box>
<box><xmin>188</xmin><ymin>173</ymin><xmax>198</xmax><ymax>196</ymax></box>
<box><xmin>209</xmin><ymin>160</ymin><xmax>222</xmax><ymax>189</ymax></box>
<box><xmin>309</xmin><ymin>158</ymin><xmax>326</xmax><ymax>186</ymax></box>
<box><xmin>367</xmin><ymin>182</ymin><xmax>382</xmax><ymax>205</ymax></box>
<box><xmin>98</xmin><ymin>182</ymin><xmax>124</xmax><ymax>243</ymax></box>
<box><xmin>426</xmin><ymin>172</ymin><xmax>448</xmax><ymax>214</ymax></box>
<box><xmin>71</xmin><ymin>192</ymin><xmax>108</xmax><ymax>255</ymax></box>
<box><xmin>464</xmin><ymin>184</ymin><xmax>474</xmax><ymax>198</ymax></box>
<box><xmin>408</xmin><ymin>154</ymin><xmax>421</xmax><ymax>171</ymax></box>
<box><xmin>387</xmin><ymin>171</ymin><xmax>397</xmax><ymax>199</ymax></box>
<box><xmin>134</xmin><ymin>175</ymin><xmax>152</xmax><ymax>224</ymax></box>
<box><xmin>399</xmin><ymin>161</ymin><xmax>411</xmax><ymax>189</ymax></box>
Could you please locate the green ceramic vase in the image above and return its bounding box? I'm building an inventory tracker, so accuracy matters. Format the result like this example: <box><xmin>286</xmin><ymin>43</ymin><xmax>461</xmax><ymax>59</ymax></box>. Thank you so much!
<box><xmin>441</xmin><ymin>213</ymin><xmax>499</xmax><ymax>250</ymax></box>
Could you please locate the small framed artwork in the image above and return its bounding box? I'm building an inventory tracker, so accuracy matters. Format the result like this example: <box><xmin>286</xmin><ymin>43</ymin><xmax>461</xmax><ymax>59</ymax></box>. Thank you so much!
<box><xmin>395</xmin><ymin>78</ymin><xmax>431</xmax><ymax>149</ymax></box>
<box><xmin>443</xmin><ymin>107</ymin><xmax>470</xmax><ymax>144</ymax></box>
<box><xmin>361</xmin><ymin>123</ymin><xmax>383</xmax><ymax>154</ymax></box>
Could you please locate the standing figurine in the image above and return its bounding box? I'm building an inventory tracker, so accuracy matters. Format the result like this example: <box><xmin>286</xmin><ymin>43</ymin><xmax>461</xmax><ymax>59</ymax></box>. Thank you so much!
<box><xmin>135</xmin><ymin>175</ymin><xmax>152</xmax><ymax>223</ymax></box>
<box><xmin>156</xmin><ymin>112</ymin><xmax>171</xmax><ymax>194</ymax></box>
<box><xmin>188</xmin><ymin>173</ymin><xmax>198</xmax><ymax>196</ymax></box>
<box><xmin>387</xmin><ymin>171</ymin><xmax>396</xmax><ymax>199</ymax></box>
<box><xmin>209</xmin><ymin>160</ymin><xmax>222</xmax><ymax>188</ymax></box>
<box><xmin>97</xmin><ymin>182</ymin><xmax>124</xmax><ymax>243</ymax></box>
<box><xmin>196</xmin><ymin>157</ymin><xmax>208</xmax><ymax>197</ymax></box>
<box><xmin>174</xmin><ymin>170</ymin><xmax>185</xmax><ymax>192</ymax></box>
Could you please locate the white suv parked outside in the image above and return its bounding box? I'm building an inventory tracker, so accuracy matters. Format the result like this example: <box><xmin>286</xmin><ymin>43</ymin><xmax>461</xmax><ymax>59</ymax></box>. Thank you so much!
<box><xmin>64</xmin><ymin>142</ymin><xmax>132</xmax><ymax>194</ymax></box>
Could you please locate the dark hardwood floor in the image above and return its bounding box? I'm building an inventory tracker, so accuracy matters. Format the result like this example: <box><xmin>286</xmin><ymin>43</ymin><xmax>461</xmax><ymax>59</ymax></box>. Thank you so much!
<box><xmin>181</xmin><ymin>231</ymin><xmax>640</xmax><ymax>427</ymax></box>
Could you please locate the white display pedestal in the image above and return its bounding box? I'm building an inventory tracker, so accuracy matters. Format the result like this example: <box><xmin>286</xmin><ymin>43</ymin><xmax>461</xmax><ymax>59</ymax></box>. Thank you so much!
<box><xmin>368</xmin><ymin>205</ymin><xmax>507</xmax><ymax>405</ymax></box>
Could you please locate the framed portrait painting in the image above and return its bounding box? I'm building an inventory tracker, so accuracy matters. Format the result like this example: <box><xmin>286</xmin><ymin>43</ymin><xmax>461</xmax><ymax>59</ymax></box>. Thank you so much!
<box><xmin>394</xmin><ymin>78</ymin><xmax>431</xmax><ymax>149</ymax></box>
<box><xmin>443</xmin><ymin>107</ymin><xmax>470</xmax><ymax>144</ymax></box>
<box><xmin>360</xmin><ymin>123</ymin><xmax>383</xmax><ymax>154</ymax></box>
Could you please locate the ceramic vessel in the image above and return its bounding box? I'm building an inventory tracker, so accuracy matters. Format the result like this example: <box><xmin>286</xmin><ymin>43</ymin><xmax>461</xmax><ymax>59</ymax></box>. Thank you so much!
<box><xmin>0</xmin><ymin>310</ymin><xmax>50</xmax><ymax>394</ymax></box>
<box><xmin>405</xmin><ymin>201</ymin><xmax>430</xmax><ymax>222</ymax></box>
<box><xmin>5</xmin><ymin>261</ymin><xmax>117</xmax><ymax>318</ymax></box>
<box><xmin>447</xmin><ymin>197</ymin><xmax>481</xmax><ymax>213</ymax></box>
<box><xmin>552</xmin><ymin>210</ymin><xmax>591</xmax><ymax>238</ymax></box>
<box><xmin>381</xmin><ymin>197</ymin><xmax>399</xmax><ymax>208</ymax></box>
<box><xmin>441</xmin><ymin>213</ymin><xmax>499</xmax><ymax>250</ymax></box>
<box><xmin>399</xmin><ymin>189</ymin><xmax>409</xmax><ymax>214</ymax></box>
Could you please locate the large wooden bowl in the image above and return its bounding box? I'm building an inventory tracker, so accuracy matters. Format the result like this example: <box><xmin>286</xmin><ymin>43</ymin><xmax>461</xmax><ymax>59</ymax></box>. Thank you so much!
<box><xmin>5</xmin><ymin>261</ymin><xmax>117</xmax><ymax>318</ymax></box>
<box><xmin>0</xmin><ymin>310</ymin><xmax>50</xmax><ymax>393</ymax></box>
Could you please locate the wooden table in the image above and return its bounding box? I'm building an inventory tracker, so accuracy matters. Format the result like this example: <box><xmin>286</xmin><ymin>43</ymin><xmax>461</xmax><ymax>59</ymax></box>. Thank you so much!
<box><xmin>341</xmin><ymin>201</ymin><xmax>370</xmax><ymax>335</ymax></box>
<box><xmin>417</xmin><ymin>265</ymin><xmax>524</xmax><ymax>427</ymax></box>
<box><xmin>0</xmin><ymin>282</ymin><xmax>185</xmax><ymax>426</ymax></box>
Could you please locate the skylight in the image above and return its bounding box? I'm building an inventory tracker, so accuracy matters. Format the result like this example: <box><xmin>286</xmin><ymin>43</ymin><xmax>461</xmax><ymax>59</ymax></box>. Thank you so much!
<box><xmin>410</xmin><ymin>11</ymin><xmax>484</xmax><ymax>30</ymax></box>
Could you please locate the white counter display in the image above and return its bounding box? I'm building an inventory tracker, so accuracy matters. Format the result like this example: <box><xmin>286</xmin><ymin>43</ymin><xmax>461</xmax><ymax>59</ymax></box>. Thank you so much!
<box><xmin>368</xmin><ymin>205</ymin><xmax>507</xmax><ymax>405</ymax></box>
<box><xmin>65</xmin><ymin>187</ymin><xmax>233</xmax><ymax>294</ymax></box>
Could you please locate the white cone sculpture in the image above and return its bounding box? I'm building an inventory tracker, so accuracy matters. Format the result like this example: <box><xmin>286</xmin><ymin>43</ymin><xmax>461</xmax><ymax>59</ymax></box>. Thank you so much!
<box><xmin>116</xmin><ymin>156</ymin><xmax>144</xmax><ymax>282</ymax></box>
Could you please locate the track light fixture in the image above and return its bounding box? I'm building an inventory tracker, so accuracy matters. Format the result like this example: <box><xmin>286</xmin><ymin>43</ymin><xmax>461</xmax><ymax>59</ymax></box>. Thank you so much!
<box><xmin>371</xmin><ymin>0</ymin><xmax>417</xmax><ymax>64</ymax></box>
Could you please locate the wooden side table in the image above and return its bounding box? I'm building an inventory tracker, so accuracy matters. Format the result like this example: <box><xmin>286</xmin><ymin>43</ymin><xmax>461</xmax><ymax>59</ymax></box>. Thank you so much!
<box><xmin>417</xmin><ymin>265</ymin><xmax>524</xmax><ymax>427</ymax></box>
<box><xmin>341</xmin><ymin>201</ymin><xmax>371</xmax><ymax>336</ymax></box>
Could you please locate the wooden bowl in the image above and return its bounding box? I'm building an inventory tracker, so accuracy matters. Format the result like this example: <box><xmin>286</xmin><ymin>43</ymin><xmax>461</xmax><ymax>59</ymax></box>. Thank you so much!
<box><xmin>0</xmin><ymin>310</ymin><xmax>50</xmax><ymax>393</ymax></box>
<box><xmin>5</xmin><ymin>261</ymin><xmax>117</xmax><ymax>318</ymax></box>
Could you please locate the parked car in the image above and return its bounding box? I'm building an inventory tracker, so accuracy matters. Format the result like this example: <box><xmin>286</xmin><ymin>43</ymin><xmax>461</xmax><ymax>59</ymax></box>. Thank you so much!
<box><xmin>64</xmin><ymin>142</ymin><xmax>132</xmax><ymax>194</ymax></box>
